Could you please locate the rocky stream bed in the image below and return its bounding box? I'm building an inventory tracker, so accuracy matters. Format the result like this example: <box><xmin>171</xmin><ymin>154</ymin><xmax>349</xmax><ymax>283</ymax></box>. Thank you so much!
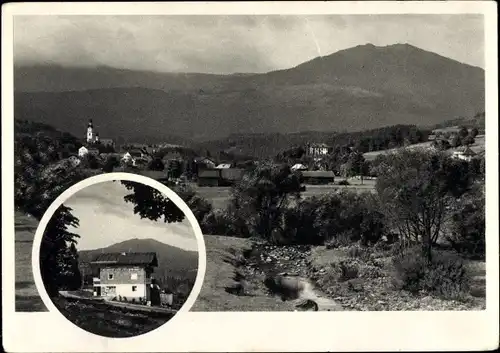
<box><xmin>226</xmin><ymin>241</ymin><xmax>486</xmax><ymax>312</ymax></box>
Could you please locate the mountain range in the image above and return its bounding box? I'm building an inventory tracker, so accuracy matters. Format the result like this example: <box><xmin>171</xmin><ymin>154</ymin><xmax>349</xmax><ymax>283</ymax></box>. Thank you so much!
<box><xmin>14</xmin><ymin>43</ymin><xmax>484</xmax><ymax>143</ymax></box>
<box><xmin>78</xmin><ymin>238</ymin><xmax>198</xmax><ymax>282</ymax></box>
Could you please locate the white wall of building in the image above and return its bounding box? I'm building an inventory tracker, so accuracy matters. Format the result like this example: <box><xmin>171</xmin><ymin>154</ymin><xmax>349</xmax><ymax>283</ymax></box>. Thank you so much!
<box><xmin>101</xmin><ymin>284</ymin><xmax>147</xmax><ymax>299</ymax></box>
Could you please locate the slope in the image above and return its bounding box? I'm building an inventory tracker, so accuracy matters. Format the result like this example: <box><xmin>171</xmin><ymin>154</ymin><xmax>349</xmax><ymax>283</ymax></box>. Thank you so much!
<box><xmin>14</xmin><ymin>43</ymin><xmax>484</xmax><ymax>141</ymax></box>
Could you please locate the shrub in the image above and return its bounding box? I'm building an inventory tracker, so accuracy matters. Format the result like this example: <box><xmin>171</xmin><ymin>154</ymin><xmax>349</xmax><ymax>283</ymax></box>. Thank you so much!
<box><xmin>283</xmin><ymin>191</ymin><xmax>387</xmax><ymax>246</ymax></box>
<box><xmin>392</xmin><ymin>247</ymin><xmax>470</xmax><ymax>299</ymax></box>
<box><xmin>118</xmin><ymin>295</ymin><xmax>122</xmax><ymax>302</ymax></box>
<box><xmin>201</xmin><ymin>207</ymin><xmax>250</xmax><ymax>237</ymax></box>
<box><xmin>339</xmin><ymin>260</ymin><xmax>359</xmax><ymax>281</ymax></box>
<box><xmin>123</xmin><ymin>296</ymin><xmax>128</xmax><ymax>302</ymax></box>
<box><xmin>447</xmin><ymin>189</ymin><xmax>485</xmax><ymax>259</ymax></box>
<box><xmin>347</xmin><ymin>245</ymin><xmax>371</xmax><ymax>261</ymax></box>
<box><xmin>337</xmin><ymin>180</ymin><xmax>350</xmax><ymax>186</ymax></box>
<box><xmin>131</xmin><ymin>298</ymin><xmax>136</xmax><ymax>304</ymax></box>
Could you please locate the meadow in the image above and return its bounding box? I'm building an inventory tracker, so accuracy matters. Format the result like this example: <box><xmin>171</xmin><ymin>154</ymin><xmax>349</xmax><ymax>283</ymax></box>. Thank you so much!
<box><xmin>194</xmin><ymin>178</ymin><xmax>376</xmax><ymax>210</ymax></box>
<box><xmin>363</xmin><ymin>135</ymin><xmax>485</xmax><ymax>161</ymax></box>
<box><xmin>14</xmin><ymin>212</ymin><xmax>47</xmax><ymax>311</ymax></box>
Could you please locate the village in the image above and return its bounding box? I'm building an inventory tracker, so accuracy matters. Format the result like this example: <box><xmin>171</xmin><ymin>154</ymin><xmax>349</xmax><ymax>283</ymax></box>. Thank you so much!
<box><xmin>71</xmin><ymin>119</ymin><xmax>484</xmax><ymax>191</ymax></box>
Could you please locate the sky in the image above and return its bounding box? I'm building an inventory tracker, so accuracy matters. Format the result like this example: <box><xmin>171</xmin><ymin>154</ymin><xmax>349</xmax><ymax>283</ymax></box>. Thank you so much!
<box><xmin>13</xmin><ymin>14</ymin><xmax>484</xmax><ymax>74</ymax></box>
<box><xmin>63</xmin><ymin>181</ymin><xmax>198</xmax><ymax>252</ymax></box>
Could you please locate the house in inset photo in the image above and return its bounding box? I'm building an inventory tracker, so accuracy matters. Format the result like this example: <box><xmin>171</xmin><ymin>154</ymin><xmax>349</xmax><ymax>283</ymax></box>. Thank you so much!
<box><xmin>90</xmin><ymin>252</ymin><xmax>159</xmax><ymax>304</ymax></box>
<box><xmin>38</xmin><ymin>180</ymin><xmax>200</xmax><ymax>338</ymax></box>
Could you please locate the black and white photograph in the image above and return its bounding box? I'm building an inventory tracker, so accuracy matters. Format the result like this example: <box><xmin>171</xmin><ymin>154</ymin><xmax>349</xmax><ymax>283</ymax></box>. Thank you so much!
<box><xmin>36</xmin><ymin>179</ymin><xmax>200</xmax><ymax>337</ymax></box>
<box><xmin>3</xmin><ymin>1</ymin><xmax>498</xmax><ymax>352</ymax></box>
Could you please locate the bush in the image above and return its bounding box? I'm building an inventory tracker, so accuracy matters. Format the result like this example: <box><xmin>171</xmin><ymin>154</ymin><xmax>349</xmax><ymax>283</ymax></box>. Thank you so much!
<box><xmin>392</xmin><ymin>247</ymin><xmax>470</xmax><ymax>299</ymax></box>
<box><xmin>283</xmin><ymin>191</ymin><xmax>387</xmax><ymax>246</ymax></box>
<box><xmin>339</xmin><ymin>260</ymin><xmax>359</xmax><ymax>281</ymax></box>
<box><xmin>347</xmin><ymin>245</ymin><xmax>371</xmax><ymax>261</ymax></box>
<box><xmin>201</xmin><ymin>207</ymin><xmax>250</xmax><ymax>237</ymax></box>
<box><xmin>337</xmin><ymin>180</ymin><xmax>350</xmax><ymax>186</ymax></box>
<box><xmin>447</xmin><ymin>190</ymin><xmax>485</xmax><ymax>259</ymax></box>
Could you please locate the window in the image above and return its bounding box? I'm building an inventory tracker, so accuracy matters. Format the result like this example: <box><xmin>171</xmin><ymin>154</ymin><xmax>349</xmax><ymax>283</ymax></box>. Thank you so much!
<box><xmin>132</xmin><ymin>286</ymin><xmax>137</xmax><ymax>292</ymax></box>
<box><xmin>130</xmin><ymin>273</ymin><xmax>138</xmax><ymax>280</ymax></box>
<box><xmin>108</xmin><ymin>273</ymin><xmax>114</xmax><ymax>280</ymax></box>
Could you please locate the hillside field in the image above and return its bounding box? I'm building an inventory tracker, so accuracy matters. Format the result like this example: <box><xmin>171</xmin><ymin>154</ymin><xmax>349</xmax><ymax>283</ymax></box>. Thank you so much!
<box><xmin>14</xmin><ymin>212</ymin><xmax>47</xmax><ymax>312</ymax></box>
<box><xmin>363</xmin><ymin>135</ymin><xmax>485</xmax><ymax>161</ymax></box>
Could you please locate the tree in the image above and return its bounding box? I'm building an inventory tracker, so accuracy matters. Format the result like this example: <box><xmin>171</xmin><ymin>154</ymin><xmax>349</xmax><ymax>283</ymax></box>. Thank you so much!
<box><xmin>121</xmin><ymin>181</ymin><xmax>186</xmax><ymax>223</ymax></box>
<box><xmin>284</xmin><ymin>190</ymin><xmax>386</xmax><ymax>246</ymax></box>
<box><xmin>458</xmin><ymin>126</ymin><xmax>469</xmax><ymax>139</ymax></box>
<box><xmin>432</xmin><ymin>138</ymin><xmax>451</xmax><ymax>151</ymax></box>
<box><xmin>462</xmin><ymin>135</ymin><xmax>475</xmax><ymax>146</ymax></box>
<box><xmin>228</xmin><ymin>162</ymin><xmax>302</xmax><ymax>243</ymax></box>
<box><xmin>15</xmin><ymin>135</ymin><xmax>88</xmax><ymax>220</ymax></box>
<box><xmin>148</xmin><ymin>158</ymin><xmax>165</xmax><ymax>171</ymax></box>
<box><xmin>449</xmin><ymin>134</ymin><xmax>462</xmax><ymax>148</ymax></box>
<box><xmin>81</xmin><ymin>153</ymin><xmax>100</xmax><ymax>169</ymax></box>
<box><xmin>102</xmin><ymin>155</ymin><xmax>119</xmax><ymax>173</ymax></box>
<box><xmin>166</xmin><ymin>159</ymin><xmax>183</xmax><ymax>179</ymax></box>
<box><xmin>346</xmin><ymin>152</ymin><xmax>366</xmax><ymax>184</ymax></box>
<box><xmin>446</xmin><ymin>187</ymin><xmax>485</xmax><ymax>259</ymax></box>
<box><xmin>470</xmin><ymin>127</ymin><xmax>479</xmax><ymax>138</ymax></box>
<box><xmin>40</xmin><ymin>205</ymin><xmax>80</xmax><ymax>297</ymax></box>
<box><xmin>376</xmin><ymin>149</ymin><xmax>473</xmax><ymax>261</ymax></box>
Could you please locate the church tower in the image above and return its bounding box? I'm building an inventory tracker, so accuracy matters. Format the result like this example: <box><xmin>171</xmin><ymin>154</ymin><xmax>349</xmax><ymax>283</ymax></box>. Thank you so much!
<box><xmin>86</xmin><ymin>119</ymin><xmax>94</xmax><ymax>143</ymax></box>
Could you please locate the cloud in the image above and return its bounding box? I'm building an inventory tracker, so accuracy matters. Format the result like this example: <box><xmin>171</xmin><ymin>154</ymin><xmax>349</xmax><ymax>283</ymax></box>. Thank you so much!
<box><xmin>14</xmin><ymin>14</ymin><xmax>484</xmax><ymax>74</ymax></box>
<box><xmin>64</xmin><ymin>181</ymin><xmax>198</xmax><ymax>252</ymax></box>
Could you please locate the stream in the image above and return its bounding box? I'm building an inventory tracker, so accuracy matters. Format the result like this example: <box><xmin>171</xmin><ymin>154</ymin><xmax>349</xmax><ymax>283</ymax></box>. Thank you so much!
<box><xmin>241</xmin><ymin>243</ymin><xmax>343</xmax><ymax>311</ymax></box>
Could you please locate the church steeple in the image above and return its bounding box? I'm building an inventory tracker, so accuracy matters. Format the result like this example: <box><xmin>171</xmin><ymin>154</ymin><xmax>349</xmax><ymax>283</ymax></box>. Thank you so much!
<box><xmin>86</xmin><ymin>119</ymin><xmax>94</xmax><ymax>143</ymax></box>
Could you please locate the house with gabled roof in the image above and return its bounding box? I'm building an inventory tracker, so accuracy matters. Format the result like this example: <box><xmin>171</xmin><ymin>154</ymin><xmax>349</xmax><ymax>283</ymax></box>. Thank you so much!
<box><xmin>90</xmin><ymin>252</ymin><xmax>158</xmax><ymax>302</ymax></box>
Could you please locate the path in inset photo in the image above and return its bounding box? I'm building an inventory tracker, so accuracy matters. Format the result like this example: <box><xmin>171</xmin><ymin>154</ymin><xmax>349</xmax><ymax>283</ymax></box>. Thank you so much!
<box><xmin>37</xmin><ymin>180</ymin><xmax>200</xmax><ymax>338</ymax></box>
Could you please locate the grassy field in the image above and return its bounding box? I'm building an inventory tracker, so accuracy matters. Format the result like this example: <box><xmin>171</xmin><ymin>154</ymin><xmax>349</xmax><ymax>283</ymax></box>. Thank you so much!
<box><xmin>53</xmin><ymin>296</ymin><xmax>174</xmax><ymax>337</ymax></box>
<box><xmin>194</xmin><ymin>179</ymin><xmax>376</xmax><ymax>210</ymax></box>
<box><xmin>363</xmin><ymin>135</ymin><xmax>485</xmax><ymax>162</ymax></box>
<box><xmin>191</xmin><ymin>235</ymin><xmax>296</xmax><ymax>311</ymax></box>
<box><xmin>15</xmin><ymin>212</ymin><xmax>47</xmax><ymax>312</ymax></box>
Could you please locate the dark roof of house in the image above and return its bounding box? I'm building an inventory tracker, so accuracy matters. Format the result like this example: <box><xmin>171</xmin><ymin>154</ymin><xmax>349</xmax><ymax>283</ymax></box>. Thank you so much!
<box><xmin>198</xmin><ymin>169</ymin><xmax>221</xmax><ymax>178</ymax></box>
<box><xmin>90</xmin><ymin>252</ymin><xmax>158</xmax><ymax>267</ymax></box>
<box><xmin>221</xmin><ymin>168</ymin><xmax>245</xmax><ymax>181</ymax></box>
<box><xmin>308</xmin><ymin>143</ymin><xmax>330</xmax><ymax>148</ymax></box>
<box><xmin>129</xmin><ymin>150</ymin><xmax>143</xmax><ymax>157</ymax></box>
<box><xmin>302</xmin><ymin>171</ymin><xmax>335</xmax><ymax>178</ymax></box>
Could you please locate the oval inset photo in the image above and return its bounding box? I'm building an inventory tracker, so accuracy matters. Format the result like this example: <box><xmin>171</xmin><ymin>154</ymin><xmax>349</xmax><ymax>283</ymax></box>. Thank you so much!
<box><xmin>32</xmin><ymin>173</ymin><xmax>206</xmax><ymax>338</ymax></box>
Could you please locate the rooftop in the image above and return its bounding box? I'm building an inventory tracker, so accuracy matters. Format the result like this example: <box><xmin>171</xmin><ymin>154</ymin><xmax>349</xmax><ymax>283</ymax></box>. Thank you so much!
<box><xmin>90</xmin><ymin>252</ymin><xmax>158</xmax><ymax>267</ymax></box>
<box><xmin>302</xmin><ymin>171</ymin><xmax>335</xmax><ymax>178</ymax></box>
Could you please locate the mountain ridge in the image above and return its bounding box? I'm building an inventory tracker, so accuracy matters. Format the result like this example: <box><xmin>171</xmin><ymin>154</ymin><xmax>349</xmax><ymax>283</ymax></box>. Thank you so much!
<box><xmin>78</xmin><ymin>238</ymin><xmax>199</xmax><ymax>282</ymax></box>
<box><xmin>14</xmin><ymin>43</ymin><xmax>484</xmax><ymax>142</ymax></box>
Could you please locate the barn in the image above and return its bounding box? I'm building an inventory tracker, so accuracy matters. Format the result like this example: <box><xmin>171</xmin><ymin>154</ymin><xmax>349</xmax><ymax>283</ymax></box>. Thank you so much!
<box><xmin>197</xmin><ymin>169</ymin><xmax>222</xmax><ymax>186</ymax></box>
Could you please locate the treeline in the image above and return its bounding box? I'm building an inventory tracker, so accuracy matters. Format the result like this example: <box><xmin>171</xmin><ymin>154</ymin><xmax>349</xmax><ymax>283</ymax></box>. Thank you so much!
<box><xmin>197</xmin><ymin>124</ymin><xmax>431</xmax><ymax>159</ymax></box>
<box><xmin>15</xmin><ymin>121</ymin><xmax>96</xmax><ymax>296</ymax></box>
<box><xmin>430</xmin><ymin>111</ymin><xmax>485</xmax><ymax>131</ymax></box>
